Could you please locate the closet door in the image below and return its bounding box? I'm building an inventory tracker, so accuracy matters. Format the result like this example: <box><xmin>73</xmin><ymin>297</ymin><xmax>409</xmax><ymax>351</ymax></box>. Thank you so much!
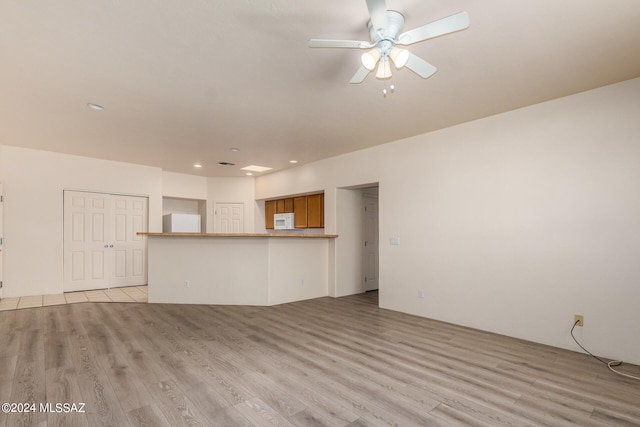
<box><xmin>64</xmin><ymin>191</ymin><xmax>110</xmax><ymax>291</ymax></box>
<box><xmin>63</xmin><ymin>191</ymin><xmax>147</xmax><ymax>292</ymax></box>
<box><xmin>108</xmin><ymin>195</ymin><xmax>148</xmax><ymax>288</ymax></box>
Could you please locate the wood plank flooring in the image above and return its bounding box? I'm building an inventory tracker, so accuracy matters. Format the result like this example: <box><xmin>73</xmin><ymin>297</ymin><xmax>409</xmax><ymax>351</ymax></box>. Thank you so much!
<box><xmin>1</xmin><ymin>291</ymin><xmax>639</xmax><ymax>426</ymax></box>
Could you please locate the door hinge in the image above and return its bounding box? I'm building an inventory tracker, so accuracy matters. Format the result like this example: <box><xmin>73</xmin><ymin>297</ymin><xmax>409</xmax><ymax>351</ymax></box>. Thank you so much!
<box><xmin>364</xmin><ymin>277</ymin><xmax>367</xmax><ymax>283</ymax></box>
<box><xmin>0</xmin><ymin>281</ymin><xmax>3</xmax><ymax>289</ymax></box>
<box><xmin>0</xmin><ymin>195</ymin><xmax>3</xmax><ymax>202</ymax></box>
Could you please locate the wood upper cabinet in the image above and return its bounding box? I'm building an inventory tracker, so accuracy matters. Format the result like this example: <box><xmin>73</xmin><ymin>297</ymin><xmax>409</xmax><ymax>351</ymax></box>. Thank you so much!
<box><xmin>275</xmin><ymin>198</ymin><xmax>294</xmax><ymax>213</ymax></box>
<box><xmin>307</xmin><ymin>193</ymin><xmax>324</xmax><ymax>228</ymax></box>
<box><xmin>294</xmin><ymin>196</ymin><xmax>307</xmax><ymax>228</ymax></box>
<box><xmin>265</xmin><ymin>200</ymin><xmax>276</xmax><ymax>229</ymax></box>
<box><xmin>284</xmin><ymin>198</ymin><xmax>294</xmax><ymax>213</ymax></box>
<box><xmin>265</xmin><ymin>194</ymin><xmax>323</xmax><ymax>229</ymax></box>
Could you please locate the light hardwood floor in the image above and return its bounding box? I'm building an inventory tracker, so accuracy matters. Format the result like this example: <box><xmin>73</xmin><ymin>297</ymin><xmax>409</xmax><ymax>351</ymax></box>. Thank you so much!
<box><xmin>0</xmin><ymin>291</ymin><xmax>638</xmax><ymax>426</ymax></box>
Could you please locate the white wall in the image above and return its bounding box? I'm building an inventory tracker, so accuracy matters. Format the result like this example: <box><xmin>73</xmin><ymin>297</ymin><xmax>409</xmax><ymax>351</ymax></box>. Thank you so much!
<box><xmin>147</xmin><ymin>236</ymin><xmax>329</xmax><ymax>306</ymax></box>
<box><xmin>256</xmin><ymin>78</ymin><xmax>640</xmax><ymax>365</ymax></box>
<box><xmin>162</xmin><ymin>198</ymin><xmax>201</xmax><ymax>216</ymax></box>
<box><xmin>0</xmin><ymin>146</ymin><xmax>163</xmax><ymax>297</ymax></box>
<box><xmin>162</xmin><ymin>171</ymin><xmax>208</xmax><ymax>200</ymax></box>
<box><xmin>267</xmin><ymin>238</ymin><xmax>329</xmax><ymax>305</ymax></box>
<box><xmin>148</xmin><ymin>236</ymin><xmax>269</xmax><ymax>305</ymax></box>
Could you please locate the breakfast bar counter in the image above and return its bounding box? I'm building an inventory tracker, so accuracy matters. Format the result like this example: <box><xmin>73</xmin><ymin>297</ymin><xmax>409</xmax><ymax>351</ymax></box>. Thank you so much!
<box><xmin>140</xmin><ymin>232</ymin><xmax>338</xmax><ymax>238</ymax></box>
<box><xmin>139</xmin><ymin>232</ymin><xmax>337</xmax><ymax>306</ymax></box>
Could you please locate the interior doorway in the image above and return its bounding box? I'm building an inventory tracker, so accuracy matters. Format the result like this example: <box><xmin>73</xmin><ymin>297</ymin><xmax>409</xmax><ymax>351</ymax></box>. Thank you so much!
<box><xmin>363</xmin><ymin>193</ymin><xmax>379</xmax><ymax>291</ymax></box>
<box><xmin>335</xmin><ymin>184</ymin><xmax>379</xmax><ymax>299</ymax></box>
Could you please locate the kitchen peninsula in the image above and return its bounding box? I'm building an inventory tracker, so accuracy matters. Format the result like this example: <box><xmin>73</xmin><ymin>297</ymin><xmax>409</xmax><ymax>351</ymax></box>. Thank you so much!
<box><xmin>139</xmin><ymin>232</ymin><xmax>337</xmax><ymax>306</ymax></box>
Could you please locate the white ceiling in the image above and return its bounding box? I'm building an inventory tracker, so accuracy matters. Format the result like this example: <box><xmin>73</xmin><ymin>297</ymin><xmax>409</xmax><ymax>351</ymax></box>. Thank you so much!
<box><xmin>2</xmin><ymin>0</ymin><xmax>639</xmax><ymax>177</ymax></box>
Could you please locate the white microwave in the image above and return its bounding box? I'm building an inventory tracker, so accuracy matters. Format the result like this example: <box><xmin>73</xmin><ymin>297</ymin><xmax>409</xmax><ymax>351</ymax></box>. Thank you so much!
<box><xmin>274</xmin><ymin>213</ymin><xmax>295</xmax><ymax>230</ymax></box>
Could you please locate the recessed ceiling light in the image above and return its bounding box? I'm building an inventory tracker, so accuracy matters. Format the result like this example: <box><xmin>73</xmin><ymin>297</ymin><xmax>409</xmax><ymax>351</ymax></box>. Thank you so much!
<box><xmin>230</xmin><ymin>148</ymin><xmax>240</xmax><ymax>152</ymax></box>
<box><xmin>246</xmin><ymin>172</ymin><xmax>253</xmax><ymax>176</ymax></box>
<box><xmin>87</xmin><ymin>103</ymin><xmax>105</xmax><ymax>111</ymax></box>
<box><xmin>289</xmin><ymin>160</ymin><xmax>298</xmax><ymax>164</ymax></box>
<box><xmin>241</xmin><ymin>165</ymin><xmax>272</xmax><ymax>173</ymax></box>
<box><xmin>193</xmin><ymin>163</ymin><xmax>203</xmax><ymax>168</ymax></box>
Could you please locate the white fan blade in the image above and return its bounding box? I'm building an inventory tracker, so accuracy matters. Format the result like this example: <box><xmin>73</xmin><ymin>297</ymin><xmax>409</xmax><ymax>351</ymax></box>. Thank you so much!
<box><xmin>308</xmin><ymin>39</ymin><xmax>373</xmax><ymax>49</ymax></box>
<box><xmin>350</xmin><ymin>66</ymin><xmax>370</xmax><ymax>84</ymax></box>
<box><xmin>366</xmin><ymin>0</ymin><xmax>389</xmax><ymax>34</ymax></box>
<box><xmin>405</xmin><ymin>53</ymin><xmax>437</xmax><ymax>78</ymax></box>
<box><xmin>397</xmin><ymin>11</ymin><xmax>469</xmax><ymax>46</ymax></box>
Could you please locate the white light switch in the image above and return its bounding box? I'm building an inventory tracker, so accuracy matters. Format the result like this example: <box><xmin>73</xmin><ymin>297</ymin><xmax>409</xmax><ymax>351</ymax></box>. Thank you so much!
<box><xmin>390</xmin><ymin>237</ymin><xmax>400</xmax><ymax>245</ymax></box>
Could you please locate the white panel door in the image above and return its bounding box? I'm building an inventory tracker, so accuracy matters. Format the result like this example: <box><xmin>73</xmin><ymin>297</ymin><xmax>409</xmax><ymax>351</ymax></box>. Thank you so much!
<box><xmin>64</xmin><ymin>191</ymin><xmax>147</xmax><ymax>292</ymax></box>
<box><xmin>363</xmin><ymin>195</ymin><xmax>379</xmax><ymax>291</ymax></box>
<box><xmin>109</xmin><ymin>195</ymin><xmax>148</xmax><ymax>287</ymax></box>
<box><xmin>215</xmin><ymin>203</ymin><xmax>244</xmax><ymax>233</ymax></box>
<box><xmin>64</xmin><ymin>192</ymin><xmax>110</xmax><ymax>291</ymax></box>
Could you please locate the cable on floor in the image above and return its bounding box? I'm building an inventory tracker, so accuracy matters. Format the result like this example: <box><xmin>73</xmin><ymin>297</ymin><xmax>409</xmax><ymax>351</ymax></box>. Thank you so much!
<box><xmin>570</xmin><ymin>319</ymin><xmax>640</xmax><ymax>381</ymax></box>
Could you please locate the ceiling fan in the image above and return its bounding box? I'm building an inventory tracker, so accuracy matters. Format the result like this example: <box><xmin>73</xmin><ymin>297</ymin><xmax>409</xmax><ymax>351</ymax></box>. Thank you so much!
<box><xmin>308</xmin><ymin>0</ymin><xmax>469</xmax><ymax>83</ymax></box>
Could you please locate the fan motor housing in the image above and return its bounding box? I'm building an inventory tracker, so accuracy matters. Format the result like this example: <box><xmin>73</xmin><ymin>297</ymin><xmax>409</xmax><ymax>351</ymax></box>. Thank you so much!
<box><xmin>368</xmin><ymin>10</ymin><xmax>405</xmax><ymax>42</ymax></box>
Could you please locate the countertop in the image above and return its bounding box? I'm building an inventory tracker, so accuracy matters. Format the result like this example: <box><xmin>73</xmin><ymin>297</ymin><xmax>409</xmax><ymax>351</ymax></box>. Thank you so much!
<box><xmin>138</xmin><ymin>232</ymin><xmax>338</xmax><ymax>238</ymax></box>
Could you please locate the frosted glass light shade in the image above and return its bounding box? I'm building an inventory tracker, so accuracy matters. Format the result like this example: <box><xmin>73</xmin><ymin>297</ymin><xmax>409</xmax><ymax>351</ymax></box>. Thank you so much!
<box><xmin>389</xmin><ymin>47</ymin><xmax>409</xmax><ymax>69</ymax></box>
<box><xmin>375</xmin><ymin>58</ymin><xmax>392</xmax><ymax>79</ymax></box>
<box><xmin>361</xmin><ymin>49</ymin><xmax>381</xmax><ymax>71</ymax></box>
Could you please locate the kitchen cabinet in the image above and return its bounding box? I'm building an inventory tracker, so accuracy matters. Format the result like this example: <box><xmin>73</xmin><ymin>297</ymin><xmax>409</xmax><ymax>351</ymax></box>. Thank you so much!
<box><xmin>266</xmin><ymin>194</ymin><xmax>323</xmax><ymax>229</ymax></box>
<box><xmin>275</xmin><ymin>198</ymin><xmax>294</xmax><ymax>213</ymax></box>
<box><xmin>294</xmin><ymin>196</ymin><xmax>307</xmax><ymax>228</ymax></box>
<box><xmin>265</xmin><ymin>200</ymin><xmax>276</xmax><ymax>229</ymax></box>
<box><xmin>307</xmin><ymin>194</ymin><xmax>324</xmax><ymax>228</ymax></box>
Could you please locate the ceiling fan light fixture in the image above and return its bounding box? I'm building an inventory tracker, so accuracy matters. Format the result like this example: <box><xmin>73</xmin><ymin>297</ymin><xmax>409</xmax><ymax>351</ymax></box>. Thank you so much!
<box><xmin>308</xmin><ymin>1</ymin><xmax>470</xmax><ymax>85</ymax></box>
<box><xmin>389</xmin><ymin>47</ymin><xmax>409</xmax><ymax>69</ymax></box>
<box><xmin>361</xmin><ymin>48</ymin><xmax>381</xmax><ymax>71</ymax></box>
<box><xmin>375</xmin><ymin>57</ymin><xmax>392</xmax><ymax>79</ymax></box>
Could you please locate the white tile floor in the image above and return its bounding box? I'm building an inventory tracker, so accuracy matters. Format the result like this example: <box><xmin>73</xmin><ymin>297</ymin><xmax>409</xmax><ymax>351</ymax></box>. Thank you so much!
<box><xmin>0</xmin><ymin>285</ymin><xmax>148</xmax><ymax>311</ymax></box>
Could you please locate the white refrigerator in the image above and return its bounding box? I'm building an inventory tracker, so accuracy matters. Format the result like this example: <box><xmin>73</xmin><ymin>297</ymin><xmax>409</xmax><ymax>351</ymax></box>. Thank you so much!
<box><xmin>163</xmin><ymin>214</ymin><xmax>201</xmax><ymax>233</ymax></box>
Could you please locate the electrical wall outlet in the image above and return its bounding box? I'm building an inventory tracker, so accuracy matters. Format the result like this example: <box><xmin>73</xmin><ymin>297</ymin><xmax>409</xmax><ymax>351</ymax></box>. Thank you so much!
<box><xmin>184</xmin><ymin>280</ymin><xmax>190</xmax><ymax>288</ymax></box>
<box><xmin>574</xmin><ymin>314</ymin><xmax>584</xmax><ymax>326</ymax></box>
<box><xmin>418</xmin><ymin>290</ymin><xmax>425</xmax><ymax>299</ymax></box>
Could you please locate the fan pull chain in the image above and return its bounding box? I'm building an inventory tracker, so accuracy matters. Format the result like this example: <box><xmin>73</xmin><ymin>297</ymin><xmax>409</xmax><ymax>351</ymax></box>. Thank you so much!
<box><xmin>382</xmin><ymin>81</ymin><xmax>396</xmax><ymax>98</ymax></box>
